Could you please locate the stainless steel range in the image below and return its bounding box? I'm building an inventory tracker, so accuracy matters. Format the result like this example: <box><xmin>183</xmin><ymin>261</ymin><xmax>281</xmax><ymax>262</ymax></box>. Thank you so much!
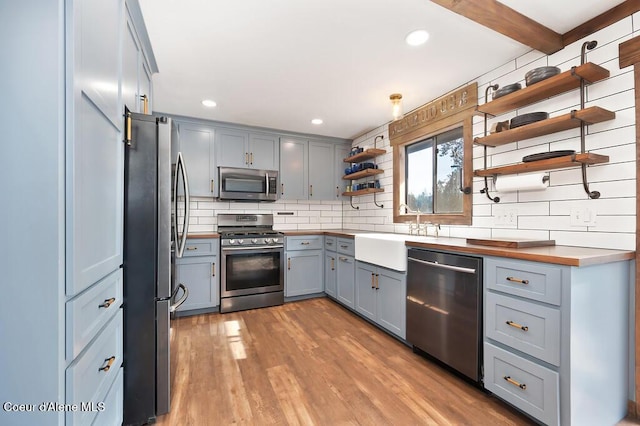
<box><xmin>218</xmin><ymin>214</ymin><xmax>284</xmax><ymax>313</ymax></box>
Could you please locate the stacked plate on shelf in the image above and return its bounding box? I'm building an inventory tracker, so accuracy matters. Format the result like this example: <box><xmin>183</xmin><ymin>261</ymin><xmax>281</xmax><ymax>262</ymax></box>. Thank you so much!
<box><xmin>525</xmin><ymin>66</ymin><xmax>560</xmax><ymax>86</ymax></box>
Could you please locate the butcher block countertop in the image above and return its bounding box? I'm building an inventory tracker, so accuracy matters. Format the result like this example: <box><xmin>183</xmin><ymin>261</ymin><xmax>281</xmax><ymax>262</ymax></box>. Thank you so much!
<box><xmin>187</xmin><ymin>233</ymin><xmax>219</xmax><ymax>239</ymax></box>
<box><xmin>278</xmin><ymin>229</ymin><xmax>634</xmax><ymax>267</ymax></box>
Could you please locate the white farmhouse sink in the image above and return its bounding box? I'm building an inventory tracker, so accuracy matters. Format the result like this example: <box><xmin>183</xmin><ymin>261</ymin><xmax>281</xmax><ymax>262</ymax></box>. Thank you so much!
<box><xmin>354</xmin><ymin>233</ymin><xmax>409</xmax><ymax>272</ymax></box>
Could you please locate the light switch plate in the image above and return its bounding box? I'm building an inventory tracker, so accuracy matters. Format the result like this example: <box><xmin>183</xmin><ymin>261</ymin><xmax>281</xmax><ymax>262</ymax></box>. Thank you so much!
<box><xmin>570</xmin><ymin>205</ymin><xmax>597</xmax><ymax>226</ymax></box>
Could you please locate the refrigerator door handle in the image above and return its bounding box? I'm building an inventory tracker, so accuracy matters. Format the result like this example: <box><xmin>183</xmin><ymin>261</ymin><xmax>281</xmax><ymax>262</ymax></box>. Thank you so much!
<box><xmin>174</xmin><ymin>152</ymin><xmax>190</xmax><ymax>258</ymax></box>
<box><xmin>170</xmin><ymin>283</ymin><xmax>189</xmax><ymax>313</ymax></box>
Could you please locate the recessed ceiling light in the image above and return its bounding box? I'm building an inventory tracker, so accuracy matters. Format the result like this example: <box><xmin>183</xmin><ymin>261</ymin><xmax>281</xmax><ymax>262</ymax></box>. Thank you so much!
<box><xmin>311</xmin><ymin>118</ymin><xmax>323</xmax><ymax>125</ymax></box>
<box><xmin>405</xmin><ymin>30</ymin><xmax>429</xmax><ymax>46</ymax></box>
<box><xmin>201</xmin><ymin>99</ymin><xmax>217</xmax><ymax>107</ymax></box>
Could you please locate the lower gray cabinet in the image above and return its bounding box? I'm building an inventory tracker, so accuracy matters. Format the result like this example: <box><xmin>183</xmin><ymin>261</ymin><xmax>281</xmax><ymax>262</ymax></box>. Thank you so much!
<box><xmin>175</xmin><ymin>238</ymin><xmax>219</xmax><ymax>314</ymax></box>
<box><xmin>285</xmin><ymin>249</ymin><xmax>323</xmax><ymax>296</ymax></box>
<box><xmin>355</xmin><ymin>261</ymin><xmax>406</xmax><ymax>339</ymax></box>
<box><xmin>325</xmin><ymin>252</ymin><xmax>337</xmax><ymax>298</ymax></box>
<box><xmin>336</xmin><ymin>255</ymin><xmax>355</xmax><ymax>308</ymax></box>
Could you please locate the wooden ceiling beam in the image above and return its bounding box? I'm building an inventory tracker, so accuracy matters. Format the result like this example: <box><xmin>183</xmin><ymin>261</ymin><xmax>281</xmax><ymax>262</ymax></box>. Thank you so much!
<box><xmin>563</xmin><ymin>0</ymin><xmax>640</xmax><ymax>47</ymax></box>
<box><xmin>430</xmin><ymin>0</ymin><xmax>564</xmax><ymax>54</ymax></box>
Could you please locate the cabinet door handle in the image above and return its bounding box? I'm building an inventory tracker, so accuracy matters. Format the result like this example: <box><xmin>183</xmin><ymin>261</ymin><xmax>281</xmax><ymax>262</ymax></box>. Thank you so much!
<box><xmin>336</xmin><ymin>186</ymin><xmax>339</xmax><ymax>197</ymax></box>
<box><xmin>125</xmin><ymin>111</ymin><xmax>132</xmax><ymax>146</ymax></box>
<box><xmin>371</xmin><ymin>273</ymin><xmax>375</xmax><ymax>289</ymax></box>
<box><xmin>140</xmin><ymin>94</ymin><xmax>149</xmax><ymax>114</ymax></box>
<box><xmin>186</xmin><ymin>247</ymin><xmax>198</xmax><ymax>251</ymax></box>
<box><xmin>250</xmin><ymin>152</ymin><xmax>253</xmax><ymax>165</ymax></box>
<box><xmin>506</xmin><ymin>276</ymin><xmax>529</xmax><ymax>285</ymax></box>
<box><xmin>375</xmin><ymin>273</ymin><xmax>379</xmax><ymax>290</ymax></box>
<box><xmin>98</xmin><ymin>356</ymin><xmax>116</xmax><ymax>373</ymax></box>
<box><xmin>245</xmin><ymin>152</ymin><xmax>249</xmax><ymax>165</ymax></box>
<box><xmin>331</xmin><ymin>257</ymin><xmax>334</xmax><ymax>270</ymax></box>
<box><xmin>506</xmin><ymin>320</ymin><xmax>528</xmax><ymax>331</ymax></box>
<box><xmin>98</xmin><ymin>298</ymin><xmax>116</xmax><ymax>309</ymax></box>
<box><xmin>287</xmin><ymin>258</ymin><xmax>291</xmax><ymax>270</ymax></box>
<box><xmin>310</xmin><ymin>184</ymin><xmax>313</xmax><ymax>197</ymax></box>
<box><xmin>281</xmin><ymin>183</ymin><xmax>284</xmax><ymax>196</ymax></box>
<box><xmin>212</xmin><ymin>263</ymin><xmax>216</xmax><ymax>277</ymax></box>
<box><xmin>503</xmin><ymin>376</ymin><xmax>526</xmax><ymax>390</ymax></box>
<box><xmin>211</xmin><ymin>179</ymin><xmax>214</xmax><ymax>193</ymax></box>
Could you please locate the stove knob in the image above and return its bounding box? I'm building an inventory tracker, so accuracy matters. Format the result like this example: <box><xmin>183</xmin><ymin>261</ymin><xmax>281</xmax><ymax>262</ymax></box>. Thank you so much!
<box><xmin>229</xmin><ymin>239</ymin><xmax>236</xmax><ymax>245</ymax></box>
<box><xmin>251</xmin><ymin>238</ymin><xmax>258</xmax><ymax>244</ymax></box>
<box><xmin>264</xmin><ymin>238</ymin><xmax>272</xmax><ymax>244</ymax></box>
<box><xmin>237</xmin><ymin>239</ymin><xmax>244</xmax><ymax>245</ymax></box>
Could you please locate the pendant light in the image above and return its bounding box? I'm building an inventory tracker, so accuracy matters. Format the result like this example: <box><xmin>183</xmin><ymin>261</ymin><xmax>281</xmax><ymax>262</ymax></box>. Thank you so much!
<box><xmin>390</xmin><ymin>93</ymin><xmax>403</xmax><ymax>120</ymax></box>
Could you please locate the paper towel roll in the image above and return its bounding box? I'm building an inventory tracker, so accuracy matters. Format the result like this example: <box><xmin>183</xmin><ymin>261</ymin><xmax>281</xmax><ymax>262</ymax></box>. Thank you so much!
<box><xmin>495</xmin><ymin>173</ymin><xmax>548</xmax><ymax>192</ymax></box>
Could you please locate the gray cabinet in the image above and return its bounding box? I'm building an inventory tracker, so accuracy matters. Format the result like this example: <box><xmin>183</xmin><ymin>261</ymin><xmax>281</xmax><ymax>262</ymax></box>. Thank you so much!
<box><xmin>3</xmin><ymin>0</ymin><xmax>156</xmax><ymax>424</ymax></box>
<box><xmin>336</xmin><ymin>255</ymin><xmax>356</xmax><ymax>308</ymax></box>
<box><xmin>280</xmin><ymin>138</ymin><xmax>349</xmax><ymax>200</ymax></box>
<box><xmin>122</xmin><ymin>3</ymin><xmax>153</xmax><ymax>114</ymax></box>
<box><xmin>285</xmin><ymin>236</ymin><xmax>323</xmax><ymax>297</ymax></box>
<box><xmin>334</xmin><ymin>144</ymin><xmax>350</xmax><ymax>199</ymax></box>
<box><xmin>355</xmin><ymin>261</ymin><xmax>406</xmax><ymax>339</ymax></box>
<box><xmin>175</xmin><ymin>122</ymin><xmax>216</xmax><ymax>197</ymax></box>
<box><xmin>217</xmin><ymin>129</ymin><xmax>279</xmax><ymax>170</ymax></box>
<box><xmin>280</xmin><ymin>138</ymin><xmax>308</xmax><ymax>199</ymax></box>
<box><xmin>483</xmin><ymin>256</ymin><xmax>631</xmax><ymax>426</ymax></box>
<box><xmin>324</xmin><ymin>236</ymin><xmax>338</xmax><ymax>298</ymax></box>
<box><xmin>175</xmin><ymin>239</ymin><xmax>219</xmax><ymax>314</ymax></box>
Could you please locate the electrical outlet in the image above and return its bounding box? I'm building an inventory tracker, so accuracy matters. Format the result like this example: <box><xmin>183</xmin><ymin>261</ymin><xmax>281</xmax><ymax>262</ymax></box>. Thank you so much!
<box><xmin>495</xmin><ymin>208</ymin><xmax>517</xmax><ymax>227</ymax></box>
<box><xmin>570</xmin><ymin>205</ymin><xmax>597</xmax><ymax>226</ymax></box>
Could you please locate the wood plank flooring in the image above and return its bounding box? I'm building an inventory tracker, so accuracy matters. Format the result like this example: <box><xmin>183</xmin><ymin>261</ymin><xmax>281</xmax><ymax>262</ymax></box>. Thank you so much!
<box><xmin>157</xmin><ymin>297</ymin><xmax>535</xmax><ymax>425</ymax></box>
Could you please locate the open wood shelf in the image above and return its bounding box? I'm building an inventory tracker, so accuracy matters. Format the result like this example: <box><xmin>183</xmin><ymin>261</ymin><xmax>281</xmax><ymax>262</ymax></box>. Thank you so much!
<box><xmin>476</xmin><ymin>62</ymin><xmax>610</xmax><ymax>117</ymax></box>
<box><xmin>343</xmin><ymin>148</ymin><xmax>386</xmax><ymax>163</ymax></box>
<box><xmin>342</xmin><ymin>188</ymin><xmax>384</xmax><ymax>197</ymax></box>
<box><xmin>342</xmin><ymin>168</ymin><xmax>384</xmax><ymax>180</ymax></box>
<box><xmin>474</xmin><ymin>107</ymin><xmax>615</xmax><ymax>147</ymax></box>
<box><xmin>474</xmin><ymin>153</ymin><xmax>609</xmax><ymax>177</ymax></box>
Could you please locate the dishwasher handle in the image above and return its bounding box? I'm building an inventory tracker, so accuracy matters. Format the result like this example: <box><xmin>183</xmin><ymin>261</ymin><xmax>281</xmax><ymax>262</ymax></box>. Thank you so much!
<box><xmin>408</xmin><ymin>257</ymin><xmax>477</xmax><ymax>274</ymax></box>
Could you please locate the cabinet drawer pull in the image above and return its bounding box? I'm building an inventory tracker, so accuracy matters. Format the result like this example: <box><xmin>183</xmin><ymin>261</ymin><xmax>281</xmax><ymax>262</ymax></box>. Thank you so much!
<box><xmin>326</xmin><ymin>241</ymin><xmax>334</xmax><ymax>246</ymax></box>
<box><xmin>506</xmin><ymin>320</ymin><xmax>529</xmax><ymax>331</ymax></box>
<box><xmin>98</xmin><ymin>298</ymin><xmax>116</xmax><ymax>309</ymax></box>
<box><xmin>339</xmin><ymin>257</ymin><xmax>348</xmax><ymax>262</ymax></box>
<box><xmin>287</xmin><ymin>258</ymin><xmax>291</xmax><ymax>270</ymax></box>
<box><xmin>98</xmin><ymin>356</ymin><xmax>116</xmax><ymax>373</ymax></box>
<box><xmin>340</xmin><ymin>244</ymin><xmax>348</xmax><ymax>249</ymax></box>
<box><xmin>212</xmin><ymin>263</ymin><xmax>216</xmax><ymax>277</ymax></box>
<box><xmin>186</xmin><ymin>247</ymin><xmax>198</xmax><ymax>251</ymax></box>
<box><xmin>300</xmin><ymin>241</ymin><xmax>310</xmax><ymax>245</ymax></box>
<box><xmin>506</xmin><ymin>276</ymin><xmax>529</xmax><ymax>285</ymax></box>
<box><xmin>211</xmin><ymin>179</ymin><xmax>214</xmax><ymax>193</ymax></box>
<box><xmin>503</xmin><ymin>376</ymin><xmax>526</xmax><ymax>390</ymax></box>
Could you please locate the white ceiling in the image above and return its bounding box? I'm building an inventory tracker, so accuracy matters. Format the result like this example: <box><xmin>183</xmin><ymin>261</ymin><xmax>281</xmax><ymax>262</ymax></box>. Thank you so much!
<box><xmin>138</xmin><ymin>0</ymin><xmax>627</xmax><ymax>140</ymax></box>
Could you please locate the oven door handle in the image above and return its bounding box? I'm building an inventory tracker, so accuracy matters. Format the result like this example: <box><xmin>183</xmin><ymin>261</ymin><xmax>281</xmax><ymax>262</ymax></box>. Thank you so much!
<box><xmin>222</xmin><ymin>245</ymin><xmax>284</xmax><ymax>251</ymax></box>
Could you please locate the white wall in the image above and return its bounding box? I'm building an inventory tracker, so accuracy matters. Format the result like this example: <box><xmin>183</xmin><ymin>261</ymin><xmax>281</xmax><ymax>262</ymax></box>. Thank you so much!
<box><xmin>343</xmin><ymin>15</ymin><xmax>638</xmax><ymax>251</ymax></box>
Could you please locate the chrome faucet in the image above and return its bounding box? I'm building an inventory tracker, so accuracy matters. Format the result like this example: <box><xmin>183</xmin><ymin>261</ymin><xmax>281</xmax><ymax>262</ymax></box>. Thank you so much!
<box><xmin>399</xmin><ymin>203</ymin><xmax>422</xmax><ymax>235</ymax></box>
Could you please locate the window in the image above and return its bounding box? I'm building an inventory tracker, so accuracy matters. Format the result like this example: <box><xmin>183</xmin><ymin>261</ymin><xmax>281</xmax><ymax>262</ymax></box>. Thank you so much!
<box><xmin>405</xmin><ymin>127</ymin><xmax>463</xmax><ymax>214</ymax></box>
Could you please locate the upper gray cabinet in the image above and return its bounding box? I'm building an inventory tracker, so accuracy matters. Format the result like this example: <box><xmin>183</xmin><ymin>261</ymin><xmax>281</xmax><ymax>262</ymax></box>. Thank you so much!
<box><xmin>280</xmin><ymin>138</ymin><xmax>349</xmax><ymax>200</ymax></box>
<box><xmin>216</xmin><ymin>128</ymin><xmax>278</xmax><ymax>170</ymax></box>
<box><xmin>175</xmin><ymin>122</ymin><xmax>216</xmax><ymax>197</ymax></box>
<box><xmin>122</xmin><ymin>3</ymin><xmax>153</xmax><ymax>113</ymax></box>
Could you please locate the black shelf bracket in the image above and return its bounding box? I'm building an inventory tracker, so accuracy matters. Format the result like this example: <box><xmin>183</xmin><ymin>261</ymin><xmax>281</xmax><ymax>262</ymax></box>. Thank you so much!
<box><xmin>481</xmin><ymin>84</ymin><xmax>500</xmax><ymax>203</ymax></box>
<box><xmin>579</xmin><ymin>40</ymin><xmax>601</xmax><ymax>199</ymax></box>
<box><xmin>349</xmin><ymin>197</ymin><xmax>359</xmax><ymax>210</ymax></box>
<box><xmin>373</xmin><ymin>191</ymin><xmax>383</xmax><ymax>208</ymax></box>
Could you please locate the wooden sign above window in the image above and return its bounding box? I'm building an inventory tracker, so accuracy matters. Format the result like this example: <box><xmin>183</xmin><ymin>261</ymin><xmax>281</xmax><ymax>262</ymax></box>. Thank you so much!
<box><xmin>389</xmin><ymin>82</ymin><xmax>478</xmax><ymax>146</ymax></box>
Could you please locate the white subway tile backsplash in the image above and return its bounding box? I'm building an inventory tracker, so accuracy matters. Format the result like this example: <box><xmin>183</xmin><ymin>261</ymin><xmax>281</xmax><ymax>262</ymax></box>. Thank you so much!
<box><xmin>551</xmin><ymin>230</ymin><xmax>635</xmax><ymax>250</ymax></box>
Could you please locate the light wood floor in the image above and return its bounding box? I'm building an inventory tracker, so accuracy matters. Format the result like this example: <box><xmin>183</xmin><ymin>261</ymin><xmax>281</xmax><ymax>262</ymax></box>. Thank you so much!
<box><xmin>157</xmin><ymin>297</ymin><xmax>537</xmax><ymax>425</ymax></box>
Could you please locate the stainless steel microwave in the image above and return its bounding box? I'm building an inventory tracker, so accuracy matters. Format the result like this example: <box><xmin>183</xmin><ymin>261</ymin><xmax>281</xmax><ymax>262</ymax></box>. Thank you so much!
<box><xmin>218</xmin><ymin>167</ymin><xmax>278</xmax><ymax>202</ymax></box>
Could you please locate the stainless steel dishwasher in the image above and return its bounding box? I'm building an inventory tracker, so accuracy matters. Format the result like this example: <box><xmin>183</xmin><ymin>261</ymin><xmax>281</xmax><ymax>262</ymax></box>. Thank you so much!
<box><xmin>406</xmin><ymin>248</ymin><xmax>482</xmax><ymax>383</ymax></box>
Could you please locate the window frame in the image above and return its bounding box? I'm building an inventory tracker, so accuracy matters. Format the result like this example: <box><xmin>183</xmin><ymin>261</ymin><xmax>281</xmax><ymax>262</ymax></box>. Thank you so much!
<box><xmin>393</xmin><ymin>115</ymin><xmax>473</xmax><ymax>226</ymax></box>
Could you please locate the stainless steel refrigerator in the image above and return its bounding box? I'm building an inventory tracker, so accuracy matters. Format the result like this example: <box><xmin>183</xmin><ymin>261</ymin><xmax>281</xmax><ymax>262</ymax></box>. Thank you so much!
<box><xmin>123</xmin><ymin>110</ymin><xmax>190</xmax><ymax>425</ymax></box>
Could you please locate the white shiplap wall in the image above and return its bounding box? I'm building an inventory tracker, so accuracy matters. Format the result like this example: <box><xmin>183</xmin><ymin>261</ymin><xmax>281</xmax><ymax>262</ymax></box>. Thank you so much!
<box><xmin>343</xmin><ymin>15</ymin><xmax>638</xmax><ymax>251</ymax></box>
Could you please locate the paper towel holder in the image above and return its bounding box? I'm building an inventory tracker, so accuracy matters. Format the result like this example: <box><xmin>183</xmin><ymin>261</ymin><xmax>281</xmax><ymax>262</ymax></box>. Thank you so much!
<box><xmin>492</xmin><ymin>174</ymin><xmax>550</xmax><ymax>191</ymax></box>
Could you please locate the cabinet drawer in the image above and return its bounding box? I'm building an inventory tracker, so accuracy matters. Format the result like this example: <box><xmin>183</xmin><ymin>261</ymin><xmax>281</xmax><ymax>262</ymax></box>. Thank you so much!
<box><xmin>486</xmin><ymin>292</ymin><xmax>560</xmax><ymax>366</ymax></box>
<box><xmin>325</xmin><ymin>236</ymin><xmax>337</xmax><ymax>251</ymax></box>
<box><xmin>182</xmin><ymin>239</ymin><xmax>217</xmax><ymax>256</ymax></box>
<box><xmin>66</xmin><ymin>310</ymin><xmax>123</xmax><ymax>426</ymax></box>
<box><xmin>337</xmin><ymin>238</ymin><xmax>355</xmax><ymax>256</ymax></box>
<box><xmin>66</xmin><ymin>269</ymin><xmax>123</xmax><ymax>360</ymax></box>
<box><xmin>91</xmin><ymin>366</ymin><xmax>123</xmax><ymax>426</ymax></box>
<box><xmin>485</xmin><ymin>257</ymin><xmax>563</xmax><ymax>306</ymax></box>
<box><xmin>286</xmin><ymin>235</ymin><xmax>323</xmax><ymax>251</ymax></box>
<box><xmin>484</xmin><ymin>342</ymin><xmax>559</xmax><ymax>426</ymax></box>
